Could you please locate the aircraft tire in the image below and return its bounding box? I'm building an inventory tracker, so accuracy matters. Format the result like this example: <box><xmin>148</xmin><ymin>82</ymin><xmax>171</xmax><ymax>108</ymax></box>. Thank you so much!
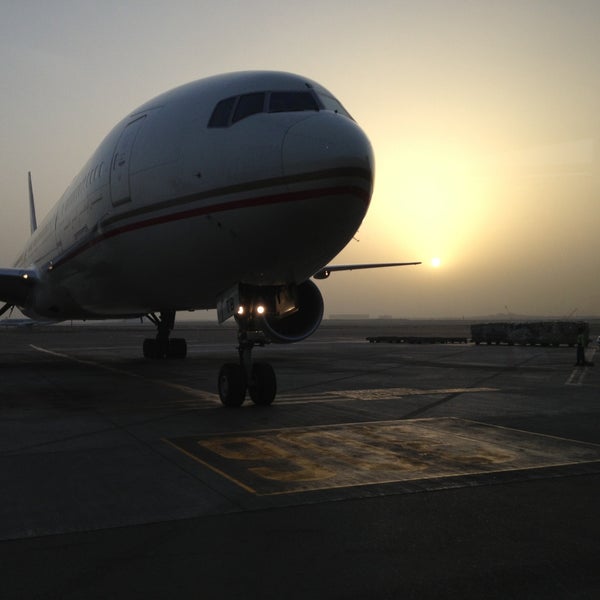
<box><xmin>143</xmin><ymin>338</ymin><xmax>160</xmax><ymax>359</ymax></box>
<box><xmin>218</xmin><ymin>363</ymin><xmax>246</xmax><ymax>407</ymax></box>
<box><xmin>248</xmin><ymin>362</ymin><xmax>276</xmax><ymax>406</ymax></box>
<box><xmin>167</xmin><ymin>338</ymin><xmax>187</xmax><ymax>359</ymax></box>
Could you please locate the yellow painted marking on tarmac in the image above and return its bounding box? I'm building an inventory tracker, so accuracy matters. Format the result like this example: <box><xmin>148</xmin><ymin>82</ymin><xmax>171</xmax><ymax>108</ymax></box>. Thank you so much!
<box><xmin>197</xmin><ymin>435</ymin><xmax>335</xmax><ymax>482</ymax></box>
<box><xmin>167</xmin><ymin>418</ymin><xmax>600</xmax><ymax>496</ymax></box>
<box><xmin>30</xmin><ymin>344</ymin><xmax>220</xmax><ymax>403</ymax></box>
<box><xmin>162</xmin><ymin>438</ymin><xmax>257</xmax><ymax>493</ymax></box>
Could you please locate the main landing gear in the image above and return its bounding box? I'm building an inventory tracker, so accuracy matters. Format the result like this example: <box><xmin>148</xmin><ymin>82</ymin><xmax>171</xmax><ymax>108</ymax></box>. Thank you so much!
<box><xmin>143</xmin><ymin>310</ymin><xmax>187</xmax><ymax>359</ymax></box>
<box><xmin>218</xmin><ymin>322</ymin><xmax>277</xmax><ymax>408</ymax></box>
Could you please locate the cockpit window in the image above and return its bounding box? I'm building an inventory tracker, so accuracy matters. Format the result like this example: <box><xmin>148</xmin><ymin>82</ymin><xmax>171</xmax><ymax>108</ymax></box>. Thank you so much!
<box><xmin>232</xmin><ymin>92</ymin><xmax>266</xmax><ymax>123</ymax></box>
<box><xmin>208</xmin><ymin>96</ymin><xmax>236</xmax><ymax>127</ymax></box>
<box><xmin>269</xmin><ymin>91</ymin><xmax>319</xmax><ymax>113</ymax></box>
<box><xmin>208</xmin><ymin>89</ymin><xmax>346</xmax><ymax>128</ymax></box>
<box><xmin>315</xmin><ymin>92</ymin><xmax>353</xmax><ymax>119</ymax></box>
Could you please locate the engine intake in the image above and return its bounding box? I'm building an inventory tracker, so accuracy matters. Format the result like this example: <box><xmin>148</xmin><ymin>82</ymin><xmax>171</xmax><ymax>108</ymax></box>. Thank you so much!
<box><xmin>261</xmin><ymin>280</ymin><xmax>324</xmax><ymax>344</ymax></box>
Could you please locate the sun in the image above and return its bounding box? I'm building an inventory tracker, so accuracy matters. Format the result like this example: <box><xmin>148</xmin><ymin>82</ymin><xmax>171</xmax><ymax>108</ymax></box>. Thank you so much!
<box><xmin>431</xmin><ymin>257</ymin><xmax>442</xmax><ymax>268</ymax></box>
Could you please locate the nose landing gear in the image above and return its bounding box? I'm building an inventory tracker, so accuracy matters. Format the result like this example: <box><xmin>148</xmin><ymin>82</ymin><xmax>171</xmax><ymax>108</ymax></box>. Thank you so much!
<box><xmin>218</xmin><ymin>323</ymin><xmax>277</xmax><ymax>407</ymax></box>
<box><xmin>142</xmin><ymin>309</ymin><xmax>277</xmax><ymax>407</ymax></box>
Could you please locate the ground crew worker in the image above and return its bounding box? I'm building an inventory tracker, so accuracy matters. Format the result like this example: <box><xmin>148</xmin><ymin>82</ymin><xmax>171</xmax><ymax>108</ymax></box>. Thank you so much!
<box><xmin>575</xmin><ymin>326</ymin><xmax>589</xmax><ymax>366</ymax></box>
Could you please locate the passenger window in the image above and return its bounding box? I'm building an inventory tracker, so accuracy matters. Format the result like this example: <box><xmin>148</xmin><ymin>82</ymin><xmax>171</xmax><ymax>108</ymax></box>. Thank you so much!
<box><xmin>208</xmin><ymin>96</ymin><xmax>237</xmax><ymax>127</ymax></box>
<box><xmin>269</xmin><ymin>92</ymin><xmax>319</xmax><ymax>113</ymax></box>
<box><xmin>232</xmin><ymin>93</ymin><xmax>265</xmax><ymax>123</ymax></box>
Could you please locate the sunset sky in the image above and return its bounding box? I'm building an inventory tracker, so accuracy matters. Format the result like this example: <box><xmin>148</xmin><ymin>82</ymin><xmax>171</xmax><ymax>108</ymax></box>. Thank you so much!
<box><xmin>1</xmin><ymin>0</ymin><xmax>599</xmax><ymax>318</ymax></box>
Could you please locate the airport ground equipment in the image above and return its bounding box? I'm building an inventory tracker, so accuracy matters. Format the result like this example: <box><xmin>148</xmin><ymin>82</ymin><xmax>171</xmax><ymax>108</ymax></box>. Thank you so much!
<box><xmin>367</xmin><ymin>335</ymin><xmax>468</xmax><ymax>344</ymax></box>
<box><xmin>470</xmin><ymin>321</ymin><xmax>589</xmax><ymax>347</ymax></box>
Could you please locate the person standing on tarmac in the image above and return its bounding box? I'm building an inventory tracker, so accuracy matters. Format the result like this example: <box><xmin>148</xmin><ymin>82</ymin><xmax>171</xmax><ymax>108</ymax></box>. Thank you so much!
<box><xmin>575</xmin><ymin>326</ymin><xmax>591</xmax><ymax>366</ymax></box>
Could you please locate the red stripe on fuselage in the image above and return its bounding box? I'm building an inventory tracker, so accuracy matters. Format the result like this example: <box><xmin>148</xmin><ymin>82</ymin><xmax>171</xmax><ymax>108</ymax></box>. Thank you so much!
<box><xmin>50</xmin><ymin>184</ymin><xmax>369</xmax><ymax>271</ymax></box>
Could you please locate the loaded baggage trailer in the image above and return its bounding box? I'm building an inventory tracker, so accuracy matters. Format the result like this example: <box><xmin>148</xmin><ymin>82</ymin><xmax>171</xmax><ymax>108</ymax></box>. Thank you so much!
<box><xmin>470</xmin><ymin>321</ymin><xmax>589</xmax><ymax>347</ymax></box>
<box><xmin>367</xmin><ymin>335</ymin><xmax>468</xmax><ymax>344</ymax></box>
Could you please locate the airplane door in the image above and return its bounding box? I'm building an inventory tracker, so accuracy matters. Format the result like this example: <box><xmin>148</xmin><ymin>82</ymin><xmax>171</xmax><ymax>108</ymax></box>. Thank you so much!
<box><xmin>110</xmin><ymin>116</ymin><xmax>146</xmax><ymax>206</ymax></box>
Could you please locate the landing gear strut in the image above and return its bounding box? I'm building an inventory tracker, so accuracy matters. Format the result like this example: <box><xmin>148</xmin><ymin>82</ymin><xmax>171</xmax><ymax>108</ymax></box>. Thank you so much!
<box><xmin>218</xmin><ymin>319</ymin><xmax>276</xmax><ymax>407</ymax></box>
<box><xmin>143</xmin><ymin>310</ymin><xmax>187</xmax><ymax>359</ymax></box>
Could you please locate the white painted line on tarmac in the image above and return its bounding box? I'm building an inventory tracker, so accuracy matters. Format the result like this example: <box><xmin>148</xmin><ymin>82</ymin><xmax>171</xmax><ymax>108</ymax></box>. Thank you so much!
<box><xmin>29</xmin><ymin>344</ymin><xmax>220</xmax><ymax>403</ymax></box>
<box><xmin>277</xmin><ymin>386</ymin><xmax>497</xmax><ymax>405</ymax></box>
<box><xmin>566</xmin><ymin>349</ymin><xmax>596</xmax><ymax>386</ymax></box>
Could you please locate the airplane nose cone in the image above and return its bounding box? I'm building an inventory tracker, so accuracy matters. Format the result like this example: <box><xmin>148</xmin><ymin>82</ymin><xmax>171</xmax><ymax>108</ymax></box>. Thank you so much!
<box><xmin>275</xmin><ymin>113</ymin><xmax>374</xmax><ymax>281</ymax></box>
<box><xmin>282</xmin><ymin>113</ymin><xmax>374</xmax><ymax>204</ymax></box>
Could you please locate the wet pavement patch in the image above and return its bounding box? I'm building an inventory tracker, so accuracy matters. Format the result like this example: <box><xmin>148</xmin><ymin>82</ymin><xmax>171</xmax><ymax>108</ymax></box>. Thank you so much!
<box><xmin>166</xmin><ymin>417</ymin><xmax>600</xmax><ymax>495</ymax></box>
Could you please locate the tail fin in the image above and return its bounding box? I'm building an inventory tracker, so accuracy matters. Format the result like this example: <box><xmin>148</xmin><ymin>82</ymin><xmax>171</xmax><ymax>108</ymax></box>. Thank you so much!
<box><xmin>28</xmin><ymin>171</ymin><xmax>37</xmax><ymax>235</ymax></box>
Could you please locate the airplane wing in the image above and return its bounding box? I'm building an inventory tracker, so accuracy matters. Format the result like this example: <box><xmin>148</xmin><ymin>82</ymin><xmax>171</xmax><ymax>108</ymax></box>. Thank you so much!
<box><xmin>312</xmin><ymin>262</ymin><xmax>421</xmax><ymax>280</ymax></box>
<box><xmin>0</xmin><ymin>268</ymin><xmax>38</xmax><ymax>311</ymax></box>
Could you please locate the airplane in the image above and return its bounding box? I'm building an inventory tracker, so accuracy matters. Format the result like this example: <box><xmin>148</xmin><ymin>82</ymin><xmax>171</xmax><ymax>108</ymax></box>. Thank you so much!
<box><xmin>0</xmin><ymin>71</ymin><xmax>420</xmax><ymax>407</ymax></box>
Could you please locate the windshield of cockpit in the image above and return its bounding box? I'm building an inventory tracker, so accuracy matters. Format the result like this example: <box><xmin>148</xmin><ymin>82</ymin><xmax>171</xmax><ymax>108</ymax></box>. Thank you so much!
<box><xmin>208</xmin><ymin>89</ymin><xmax>353</xmax><ymax>128</ymax></box>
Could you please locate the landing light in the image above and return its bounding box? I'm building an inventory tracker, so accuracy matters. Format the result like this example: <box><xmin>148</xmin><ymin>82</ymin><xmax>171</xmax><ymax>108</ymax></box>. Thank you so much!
<box><xmin>237</xmin><ymin>306</ymin><xmax>245</xmax><ymax>316</ymax></box>
<box><xmin>256</xmin><ymin>305</ymin><xmax>266</xmax><ymax>315</ymax></box>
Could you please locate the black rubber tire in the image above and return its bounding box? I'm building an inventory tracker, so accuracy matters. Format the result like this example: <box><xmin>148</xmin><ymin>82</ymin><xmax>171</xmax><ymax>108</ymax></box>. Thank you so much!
<box><xmin>143</xmin><ymin>338</ymin><xmax>160</xmax><ymax>359</ymax></box>
<box><xmin>248</xmin><ymin>362</ymin><xmax>277</xmax><ymax>406</ymax></box>
<box><xmin>167</xmin><ymin>338</ymin><xmax>187</xmax><ymax>359</ymax></box>
<box><xmin>218</xmin><ymin>363</ymin><xmax>246</xmax><ymax>407</ymax></box>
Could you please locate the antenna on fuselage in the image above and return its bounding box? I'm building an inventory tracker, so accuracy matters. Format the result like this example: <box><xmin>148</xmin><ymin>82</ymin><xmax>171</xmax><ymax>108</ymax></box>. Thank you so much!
<box><xmin>28</xmin><ymin>171</ymin><xmax>37</xmax><ymax>234</ymax></box>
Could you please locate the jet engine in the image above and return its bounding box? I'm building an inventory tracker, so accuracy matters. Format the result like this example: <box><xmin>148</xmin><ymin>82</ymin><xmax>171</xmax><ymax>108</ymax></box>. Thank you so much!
<box><xmin>259</xmin><ymin>280</ymin><xmax>324</xmax><ymax>344</ymax></box>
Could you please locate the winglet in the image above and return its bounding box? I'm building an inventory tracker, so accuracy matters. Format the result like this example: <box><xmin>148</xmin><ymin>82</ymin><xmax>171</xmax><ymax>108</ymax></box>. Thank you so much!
<box><xmin>28</xmin><ymin>171</ymin><xmax>37</xmax><ymax>235</ymax></box>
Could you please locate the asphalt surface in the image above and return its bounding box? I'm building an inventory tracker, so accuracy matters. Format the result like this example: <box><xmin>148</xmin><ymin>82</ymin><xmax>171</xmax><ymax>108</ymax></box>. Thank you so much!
<box><xmin>1</xmin><ymin>320</ymin><xmax>599</xmax><ymax>599</ymax></box>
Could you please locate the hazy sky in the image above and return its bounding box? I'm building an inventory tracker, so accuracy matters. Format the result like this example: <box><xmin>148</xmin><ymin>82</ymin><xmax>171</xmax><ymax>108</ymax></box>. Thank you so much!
<box><xmin>1</xmin><ymin>0</ymin><xmax>599</xmax><ymax>318</ymax></box>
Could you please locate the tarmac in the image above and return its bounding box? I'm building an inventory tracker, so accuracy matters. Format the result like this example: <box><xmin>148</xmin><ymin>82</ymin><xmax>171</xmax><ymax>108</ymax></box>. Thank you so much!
<box><xmin>1</xmin><ymin>320</ymin><xmax>599</xmax><ymax>599</ymax></box>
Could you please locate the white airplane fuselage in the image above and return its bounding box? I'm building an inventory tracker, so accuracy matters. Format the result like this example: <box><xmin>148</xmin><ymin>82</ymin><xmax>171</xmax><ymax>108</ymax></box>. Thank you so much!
<box><xmin>15</xmin><ymin>71</ymin><xmax>374</xmax><ymax>320</ymax></box>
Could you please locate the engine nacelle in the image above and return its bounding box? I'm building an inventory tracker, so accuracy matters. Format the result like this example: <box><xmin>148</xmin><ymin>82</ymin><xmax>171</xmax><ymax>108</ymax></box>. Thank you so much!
<box><xmin>261</xmin><ymin>280</ymin><xmax>324</xmax><ymax>344</ymax></box>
